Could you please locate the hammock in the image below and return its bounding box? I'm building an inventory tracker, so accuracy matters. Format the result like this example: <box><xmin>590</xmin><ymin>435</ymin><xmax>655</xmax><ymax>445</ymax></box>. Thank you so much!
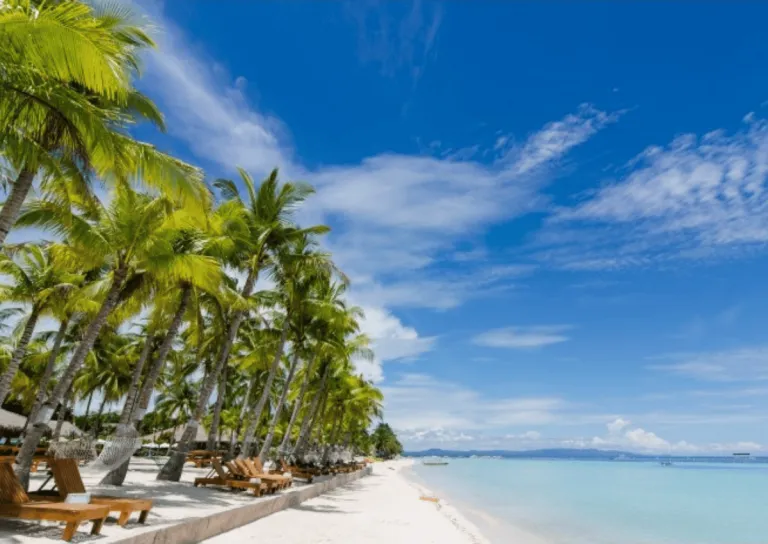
<box><xmin>48</xmin><ymin>425</ymin><xmax>142</xmax><ymax>473</ymax></box>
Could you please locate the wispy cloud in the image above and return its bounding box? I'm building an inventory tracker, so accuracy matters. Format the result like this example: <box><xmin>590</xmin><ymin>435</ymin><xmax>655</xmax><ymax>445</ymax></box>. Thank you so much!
<box><xmin>353</xmin><ymin>306</ymin><xmax>437</xmax><ymax>383</ymax></box>
<box><xmin>648</xmin><ymin>346</ymin><xmax>768</xmax><ymax>382</ymax></box>
<box><xmin>473</xmin><ymin>325</ymin><xmax>572</xmax><ymax>348</ymax></box>
<box><xmin>382</xmin><ymin>373</ymin><xmax>569</xmax><ymax>433</ymax></box>
<box><xmin>130</xmin><ymin>2</ymin><xmax>615</xmax><ymax>379</ymax></box>
<box><xmin>539</xmin><ymin>114</ymin><xmax>768</xmax><ymax>269</ymax></box>
<box><xmin>346</xmin><ymin>0</ymin><xmax>443</xmax><ymax>82</ymax></box>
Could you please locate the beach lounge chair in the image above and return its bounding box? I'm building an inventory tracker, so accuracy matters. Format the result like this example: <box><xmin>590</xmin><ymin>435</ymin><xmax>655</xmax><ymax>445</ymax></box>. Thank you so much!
<box><xmin>249</xmin><ymin>458</ymin><xmax>292</xmax><ymax>488</ymax></box>
<box><xmin>277</xmin><ymin>458</ymin><xmax>315</xmax><ymax>482</ymax></box>
<box><xmin>0</xmin><ymin>461</ymin><xmax>109</xmax><ymax>541</ymax></box>
<box><xmin>30</xmin><ymin>458</ymin><xmax>152</xmax><ymax>527</ymax></box>
<box><xmin>186</xmin><ymin>450</ymin><xmax>220</xmax><ymax>468</ymax></box>
<box><xmin>232</xmin><ymin>459</ymin><xmax>284</xmax><ymax>492</ymax></box>
<box><xmin>193</xmin><ymin>460</ymin><xmax>267</xmax><ymax>496</ymax></box>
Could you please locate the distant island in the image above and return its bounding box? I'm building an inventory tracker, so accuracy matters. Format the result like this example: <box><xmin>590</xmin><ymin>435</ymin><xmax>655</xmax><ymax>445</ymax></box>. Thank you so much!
<box><xmin>406</xmin><ymin>448</ymin><xmax>768</xmax><ymax>462</ymax></box>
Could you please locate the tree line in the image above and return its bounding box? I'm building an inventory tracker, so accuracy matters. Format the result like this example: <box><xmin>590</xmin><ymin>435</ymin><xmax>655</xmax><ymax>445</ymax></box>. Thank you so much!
<box><xmin>0</xmin><ymin>0</ymin><xmax>396</xmax><ymax>489</ymax></box>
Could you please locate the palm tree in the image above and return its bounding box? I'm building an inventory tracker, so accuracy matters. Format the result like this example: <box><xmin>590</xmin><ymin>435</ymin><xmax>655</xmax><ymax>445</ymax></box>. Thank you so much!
<box><xmin>14</xmin><ymin>186</ymin><xmax>208</xmax><ymax>486</ymax></box>
<box><xmin>0</xmin><ymin>0</ymin><xmax>206</xmax><ymax>244</ymax></box>
<box><xmin>158</xmin><ymin>168</ymin><xmax>326</xmax><ymax>481</ymax></box>
<box><xmin>0</xmin><ymin>244</ymin><xmax>83</xmax><ymax>404</ymax></box>
<box><xmin>292</xmin><ymin>333</ymin><xmax>372</xmax><ymax>457</ymax></box>
<box><xmin>278</xmin><ymin>282</ymin><xmax>363</xmax><ymax>456</ymax></box>
<box><xmin>0</xmin><ymin>0</ymin><xmax>148</xmax><ymax>101</ymax></box>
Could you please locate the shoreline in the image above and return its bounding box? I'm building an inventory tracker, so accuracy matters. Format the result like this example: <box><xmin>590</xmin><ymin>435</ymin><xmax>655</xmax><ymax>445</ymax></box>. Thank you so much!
<box><xmin>396</xmin><ymin>459</ymin><xmax>491</xmax><ymax>544</ymax></box>
<box><xmin>401</xmin><ymin>459</ymin><xmax>552</xmax><ymax>544</ymax></box>
<box><xmin>200</xmin><ymin>458</ymin><xmax>493</xmax><ymax>543</ymax></box>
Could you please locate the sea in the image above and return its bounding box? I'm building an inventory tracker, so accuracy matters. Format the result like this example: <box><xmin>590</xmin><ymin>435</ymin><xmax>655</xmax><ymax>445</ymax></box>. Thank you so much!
<box><xmin>409</xmin><ymin>458</ymin><xmax>768</xmax><ymax>544</ymax></box>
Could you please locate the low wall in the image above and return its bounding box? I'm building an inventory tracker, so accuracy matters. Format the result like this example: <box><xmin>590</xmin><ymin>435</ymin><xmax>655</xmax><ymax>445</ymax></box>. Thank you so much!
<box><xmin>113</xmin><ymin>466</ymin><xmax>372</xmax><ymax>544</ymax></box>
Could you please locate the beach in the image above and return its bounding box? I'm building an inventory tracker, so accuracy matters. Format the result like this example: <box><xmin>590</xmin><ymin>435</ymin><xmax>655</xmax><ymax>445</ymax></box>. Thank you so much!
<box><xmin>0</xmin><ymin>458</ymin><xmax>490</xmax><ymax>543</ymax></box>
<box><xmin>204</xmin><ymin>459</ymin><xmax>491</xmax><ymax>544</ymax></box>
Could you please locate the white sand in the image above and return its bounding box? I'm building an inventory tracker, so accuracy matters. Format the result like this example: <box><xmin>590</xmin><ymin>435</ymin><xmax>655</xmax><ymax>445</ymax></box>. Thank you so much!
<box><xmin>0</xmin><ymin>457</ymin><xmax>319</xmax><ymax>543</ymax></box>
<box><xmin>1</xmin><ymin>458</ymin><xmax>549</xmax><ymax>543</ymax></box>
<box><xmin>203</xmin><ymin>459</ymin><xmax>491</xmax><ymax>544</ymax></box>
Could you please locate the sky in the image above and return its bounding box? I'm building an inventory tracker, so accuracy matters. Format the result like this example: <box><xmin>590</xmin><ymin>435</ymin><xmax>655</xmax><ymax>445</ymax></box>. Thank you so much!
<box><xmin>17</xmin><ymin>0</ymin><xmax>768</xmax><ymax>455</ymax></box>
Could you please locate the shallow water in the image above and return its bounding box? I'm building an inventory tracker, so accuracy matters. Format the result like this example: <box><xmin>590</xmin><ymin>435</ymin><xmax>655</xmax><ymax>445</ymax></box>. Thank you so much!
<box><xmin>411</xmin><ymin>458</ymin><xmax>768</xmax><ymax>544</ymax></box>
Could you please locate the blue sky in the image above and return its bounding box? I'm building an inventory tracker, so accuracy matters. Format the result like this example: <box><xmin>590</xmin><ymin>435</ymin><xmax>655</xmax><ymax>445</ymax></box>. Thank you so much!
<box><xmin>113</xmin><ymin>1</ymin><xmax>768</xmax><ymax>454</ymax></box>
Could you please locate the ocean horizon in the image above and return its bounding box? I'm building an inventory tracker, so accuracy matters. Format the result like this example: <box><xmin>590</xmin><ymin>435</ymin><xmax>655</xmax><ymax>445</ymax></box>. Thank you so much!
<box><xmin>408</xmin><ymin>457</ymin><xmax>768</xmax><ymax>544</ymax></box>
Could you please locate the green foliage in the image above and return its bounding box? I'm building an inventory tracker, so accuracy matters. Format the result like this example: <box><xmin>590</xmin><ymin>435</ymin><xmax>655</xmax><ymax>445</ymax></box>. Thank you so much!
<box><xmin>372</xmin><ymin>423</ymin><xmax>403</xmax><ymax>459</ymax></box>
<box><xmin>1</xmin><ymin>1</ymin><xmax>390</xmax><ymax>479</ymax></box>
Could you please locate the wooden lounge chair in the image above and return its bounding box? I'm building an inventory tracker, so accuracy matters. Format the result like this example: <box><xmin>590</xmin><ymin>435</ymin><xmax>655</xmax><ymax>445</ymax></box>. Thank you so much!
<box><xmin>193</xmin><ymin>460</ymin><xmax>267</xmax><ymax>496</ymax></box>
<box><xmin>0</xmin><ymin>461</ymin><xmax>109</xmax><ymax>541</ymax></box>
<box><xmin>232</xmin><ymin>459</ymin><xmax>283</xmax><ymax>492</ymax></box>
<box><xmin>186</xmin><ymin>450</ymin><xmax>220</xmax><ymax>468</ymax></box>
<box><xmin>249</xmin><ymin>458</ymin><xmax>292</xmax><ymax>489</ymax></box>
<box><xmin>277</xmin><ymin>458</ymin><xmax>315</xmax><ymax>482</ymax></box>
<box><xmin>30</xmin><ymin>458</ymin><xmax>152</xmax><ymax>527</ymax></box>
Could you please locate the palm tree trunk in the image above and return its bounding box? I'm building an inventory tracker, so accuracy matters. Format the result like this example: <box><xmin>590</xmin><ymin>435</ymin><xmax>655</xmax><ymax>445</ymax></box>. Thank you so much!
<box><xmin>259</xmin><ymin>351</ymin><xmax>303</xmax><ymax>460</ymax></box>
<box><xmin>279</xmin><ymin>353</ymin><xmax>317</xmax><ymax>456</ymax></box>
<box><xmin>239</xmin><ymin>318</ymin><xmax>290</xmax><ymax>459</ymax></box>
<box><xmin>15</xmin><ymin>264</ymin><xmax>127</xmax><ymax>489</ymax></box>
<box><xmin>158</xmin><ymin>268</ymin><xmax>258</xmax><ymax>481</ymax></box>
<box><xmin>0</xmin><ymin>305</ymin><xmax>41</xmax><ymax>405</ymax></box>
<box><xmin>229</xmin><ymin>373</ymin><xmax>257</xmax><ymax>457</ymax></box>
<box><xmin>82</xmin><ymin>391</ymin><xmax>94</xmax><ymax>432</ymax></box>
<box><xmin>0</xmin><ymin>167</ymin><xmax>35</xmax><ymax>246</ymax></box>
<box><xmin>322</xmin><ymin>406</ymin><xmax>343</xmax><ymax>464</ymax></box>
<box><xmin>292</xmin><ymin>364</ymin><xmax>330</xmax><ymax>456</ymax></box>
<box><xmin>27</xmin><ymin>318</ymin><xmax>68</xmax><ymax>427</ymax></box>
<box><xmin>118</xmin><ymin>335</ymin><xmax>154</xmax><ymax>427</ymax></box>
<box><xmin>53</xmin><ymin>392</ymin><xmax>73</xmax><ymax>440</ymax></box>
<box><xmin>93</xmin><ymin>394</ymin><xmax>107</xmax><ymax>437</ymax></box>
<box><xmin>206</xmin><ymin>365</ymin><xmax>227</xmax><ymax>451</ymax></box>
<box><xmin>100</xmin><ymin>285</ymin><xmax>190</xmax><ymax>486</ymax></box>
<box><xmin>311</xmin><ymin>388</ymin><xmax>331</xmax><ymax>452</ymax></box>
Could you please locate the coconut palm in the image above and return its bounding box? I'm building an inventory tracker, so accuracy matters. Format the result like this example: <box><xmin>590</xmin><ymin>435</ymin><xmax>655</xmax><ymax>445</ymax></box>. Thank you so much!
<box><xmin>279</xmin><ymin>282</ymin><xmax>364</xmax><ymax>456</ymax></box>
<box><xmin>0</xmin><ymin>244</ymin><xmax>83</xmax><ymax>404</ymax></box>
<box><xmin>0</xmin><ymin>0</ymin><xmax>149</xmax><ymax>101</ymax></box>
<box><xmin>158</xmin><ymin>168</ymin><xmax>327</xmax><ymax>481</ymax></box>
<box><xmin>0</xmin><ymin>0</ymin><xmax>206</xmax><ymax>244</ymax></box>
<box><xmin>13</xmin><ymin>186</ymin><xmax>214</xmax><ymax>486</ymax></box>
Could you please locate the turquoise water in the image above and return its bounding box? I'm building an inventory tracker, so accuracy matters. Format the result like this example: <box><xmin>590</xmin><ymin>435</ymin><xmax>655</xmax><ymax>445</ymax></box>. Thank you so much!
<box><xmin>410</xmin><ymin>459</ymin><xmax>768</xmax><ymax>544</ymax></box>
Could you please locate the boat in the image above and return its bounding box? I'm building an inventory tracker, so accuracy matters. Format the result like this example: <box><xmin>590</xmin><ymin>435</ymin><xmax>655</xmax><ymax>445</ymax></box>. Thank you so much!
<box><xmin>423</xmin><ymin>458</ymin><xmax>449</xmax><ymax>466</ymax></box>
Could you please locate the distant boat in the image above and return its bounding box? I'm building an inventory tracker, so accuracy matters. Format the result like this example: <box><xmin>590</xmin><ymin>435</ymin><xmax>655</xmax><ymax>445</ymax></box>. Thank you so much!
<box><xmin>660</xmin><ymin>460</ymin><xmax>674</xmax><ymax>466</ymax></box>
<box><xmin>423</xmin><ymin>458</ymin><xmax>449</xmax><ymax>466</ymax></box>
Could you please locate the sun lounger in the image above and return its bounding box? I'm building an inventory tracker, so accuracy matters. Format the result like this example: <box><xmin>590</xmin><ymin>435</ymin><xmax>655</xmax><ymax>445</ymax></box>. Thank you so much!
<box><xmin>194</xmin><ymin>460</ymin><xmax>267</xmax><ymax>496</ymax></box>
<box><xmin>185</xmin><ymin>450</ymin><xmax>220</xmax><ymax>468</ymax></box>
<box><xmin>277</xmin><ymin>458</ymin><xmax>315</xmax><ymax>482</ymax></box>
<box><xmin>232</xmin><ymin>459</ymin><xmax>284</xmax><ymax>492</ymax></box>
<box><xmin>249</xmin><ymin>458</ymin><xmax>292</xmax><ymax>488</ymax></box>
<box><xmin>0</xmin><ymin>461</ymin><xmax>109</xmax><ymax>541</ymax></box>
<box><xmin>29</xmin><ymin>458</ymin><xmax>152</xmax><ymax>526</ymax></box>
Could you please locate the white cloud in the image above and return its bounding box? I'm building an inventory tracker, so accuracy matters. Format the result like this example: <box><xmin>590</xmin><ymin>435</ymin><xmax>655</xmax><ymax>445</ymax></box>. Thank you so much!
<box><xmin>624</xmin><ymin>428</ymin><xmax>671</xmax><ymax>450</ymax></box>
<box><xmin>382</xmin><ymin>374</ymin><xmax>569</xmax><ymax>437</ymax></box>
<box><xmin>504</xmin><ymin>104</ymin><xmax>622</xmax><ymax>175</ymax></box>
<box><xmin>473</xmin><ymin>325</ymin><xmax>571</xmax><ymax>349</ymax></box>
<box><xmin>353</xmin><ymin>306</ymin><xmax>436</xmax><ymax>382</ymax></box>
<box><xmin>541</xmin><ymin>114</ymin><xmax>768</xmax><ymax>269</ymax></box>
<box><xmin>649</xmin><ymin>347</ymin><xmax>768</xmax><ymax>382</ymax></box>
<box><xmin>606</xmin><ymin>417</ymin><xmax>631</xmax><ymax>434</ymax></box>
<box><xmin>128</xmin><ymin>2</ymin><xmax>618</xmax><ymax>384</ymax></box>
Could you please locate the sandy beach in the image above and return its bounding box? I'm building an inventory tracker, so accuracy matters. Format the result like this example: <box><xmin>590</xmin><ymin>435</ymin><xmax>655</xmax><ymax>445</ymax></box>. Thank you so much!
<box><xmin>204</xmin><ymin>459</ymin><xmax>491</xmax><ymax>544</ymax></box>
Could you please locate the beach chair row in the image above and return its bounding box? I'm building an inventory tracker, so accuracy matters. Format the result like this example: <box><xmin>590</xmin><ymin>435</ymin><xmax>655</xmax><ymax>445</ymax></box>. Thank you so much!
<box><xmin>1</xmin><ymin>454</ymin><xmax>367</xmax><ymax>541</ymax></box>
<box><xmin>0</xmin><ymin>458</ymin><xmax>151</xmax><ymax>541</ymax></box>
